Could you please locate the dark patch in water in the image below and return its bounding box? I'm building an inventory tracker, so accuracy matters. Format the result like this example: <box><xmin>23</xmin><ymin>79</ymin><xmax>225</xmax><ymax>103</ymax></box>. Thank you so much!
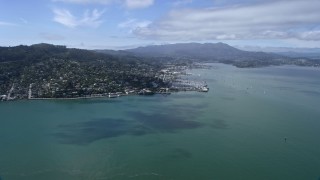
<box><xmin>168</xmin><ymin>148</ymin><xmax>192</xmax><ymax>159</ymax></box>
<box><xmin>54</xmin><ymin>118</ymin><xmax>132</xmax><ymax>145</ymax></box>
<box><xmin>128</xmin><ymin>111</ymin><xmax>203</xmax><ymax>133</ymax></box>
<box><xmin>210</xmin><ymin>118</ymin><xmax>228</xmax><ymax>129</ymax></box>
<box><xmin>55</xmin><ymin>108</ymin><xmax>204</xmax><ymax>145</ymax></box>
<box><xmin>129</xmin><ymin>125</ymin><xmax>154</xmax><ymax>136</ymax></box>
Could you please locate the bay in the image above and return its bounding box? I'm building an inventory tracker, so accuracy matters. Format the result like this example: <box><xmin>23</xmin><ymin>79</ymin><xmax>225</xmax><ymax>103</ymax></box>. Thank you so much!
<box><xmin>0</xmin><ymin>63</ymin><xmax>320</xmax><ymax>180</ymax></box>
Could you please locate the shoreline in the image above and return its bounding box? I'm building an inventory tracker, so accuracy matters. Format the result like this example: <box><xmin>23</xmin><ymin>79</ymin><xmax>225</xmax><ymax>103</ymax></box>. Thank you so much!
<box><xmin>2</xmin><ymin>89</ymin><xmax>206</xmax><ymax>102</ymax></box>
<box><xmin>27</xmin><ymin>93</ymin><xmax>137</xmax><ymax>101</ymax></box>
<box><xmin>28</xmin><ymin>96</ymin><xmax>113</xmax><ymax>100</ymax></box>
<box><xmin>1</xmin><ymin>64</ymin><xmax>210</xmax><ymax>102</ymax></box>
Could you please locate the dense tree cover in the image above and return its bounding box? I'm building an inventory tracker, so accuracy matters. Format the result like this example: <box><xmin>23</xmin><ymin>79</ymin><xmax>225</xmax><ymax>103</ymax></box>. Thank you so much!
<box><xmin>0</xmin><ymin>43</ymin><xmax>119</xmax><ymax>63</ymax></box>
<box><xmin>0</xmin><ymin>44</ymin><xmax>168</xmax><ymax>97</ymax></box>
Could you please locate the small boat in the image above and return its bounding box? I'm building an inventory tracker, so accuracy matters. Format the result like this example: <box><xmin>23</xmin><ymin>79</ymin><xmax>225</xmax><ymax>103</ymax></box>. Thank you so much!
<box><xmin>138</xmin><ymin>89</ymin><xmax>155</xmax><ymax>95</ymax></box>
<box><xmin>108</xmin><ymin>93</ymin><xmax>119</xmax><ymax>98</ymax></box>
<box><xmin>198</xmin><ymin>86</ymin><xmax>209</xmax><ymax>92</ymax></box>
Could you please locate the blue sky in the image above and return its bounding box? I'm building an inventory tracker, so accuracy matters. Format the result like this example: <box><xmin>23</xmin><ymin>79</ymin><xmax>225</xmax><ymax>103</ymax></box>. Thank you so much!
<box><xmin>1</xmin><ymin>0</ymin><xmax>320</xmax><ymax>49</ymax></box>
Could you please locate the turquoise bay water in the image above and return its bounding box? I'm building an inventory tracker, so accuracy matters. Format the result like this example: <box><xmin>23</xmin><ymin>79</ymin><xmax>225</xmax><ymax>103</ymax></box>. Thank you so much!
<box><xmin>0</xmin><ymin>64</ymin><xmax>320</xmax><ymax>180</ymax></box>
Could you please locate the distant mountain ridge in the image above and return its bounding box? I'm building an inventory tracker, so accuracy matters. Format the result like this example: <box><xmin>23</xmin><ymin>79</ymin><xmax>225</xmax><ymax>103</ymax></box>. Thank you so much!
<box><xmin>124</xmin><ymin>42</ymin><xmax>284</xmax><ymax>62</ymax></box>
<box><xmin>1</xmin><ymin>42</ymin><xmax>318</xmax><ymax>68</ymax></box>
<box><xmin>237</xmin><ymin>46</ymin><xmax>320</xmax><ymax>59</ymax></box>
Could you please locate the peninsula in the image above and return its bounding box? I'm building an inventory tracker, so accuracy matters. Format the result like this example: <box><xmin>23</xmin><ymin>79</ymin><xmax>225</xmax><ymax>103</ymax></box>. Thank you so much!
<box><xmin>0</xmin><ymin>44</ymin><xmax>205</xmax><ymax>101</ymax></box>
<box><xmin>1</xmin><ymin>42</ymin><xmax>318</xmax><ymax>101</ymax></box>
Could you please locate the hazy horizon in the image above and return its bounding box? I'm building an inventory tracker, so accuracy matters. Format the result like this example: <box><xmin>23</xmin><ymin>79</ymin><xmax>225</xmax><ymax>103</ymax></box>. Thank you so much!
<box><xmin>2</xmin><ymin>42</ymin><xmax>320</xmax><ymax>55</ymax></box>
<box><xmin>1</xmin><ymin>0</ymin><xmax>320</xmax><ymax>49</ymax></box>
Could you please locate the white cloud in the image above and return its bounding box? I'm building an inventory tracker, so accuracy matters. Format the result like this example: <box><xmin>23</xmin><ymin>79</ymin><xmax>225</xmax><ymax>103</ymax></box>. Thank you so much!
<box><xmin>298</xmin><ymin>30</ymin><xmax>320</xmax><ymax>41</ymax></box>
<box><xmin>52</xmin><ymin>0</ymin><xmax>116</xmax><ymax>4</ymax></box>
<box><xmin>124</xmin><ymin>0</ymin><xmax>154</xmax><ymax>9</ymax></box>
<box><xmin>132</xmin><ymin>0</ymin><xmax>320</xmax><ymax>41</ymax></box>
<box><xmin>52</xmin><ymin>0</ymin><xmax>154</xmax><ymax>9</ymax></box>
<box><xmin>118</xmin><ymin>19</ymin><xmax>151</xmax><ymax>33</ymax></box>
<box><xmin>19</xmin><ymin>18</ymin><xmax>28</xmax><ymax>24</ymax></box>
<box><xmin>260</xmin><ymin>30</ymin><xmax>290</xmax><ymax>39</ymax></box>
<box><xmin>53</xmin><ymin>8</ymin><xmax>104</xmax><ymax>28</ymax></box>
<box><xmin>0</xmin><ymin>21</ymin><xmax>17</xmax><ymax>26</ymax></box>
<box><xmin>172</xmin><ymin>0</ymin><xmax>193</xmax><ymax>7</ymax></box>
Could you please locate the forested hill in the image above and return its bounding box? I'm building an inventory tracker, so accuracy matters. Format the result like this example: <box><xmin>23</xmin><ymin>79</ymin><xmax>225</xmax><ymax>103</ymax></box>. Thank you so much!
<box><xmin>0</xmin><ymin>43</ymin><xmax>116</xmax><ymax>63</ymax></box>
<box><xmin>0</xmin><ymin>44</ymin><xmax>168</xmax><ymax>99</ymax></box>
